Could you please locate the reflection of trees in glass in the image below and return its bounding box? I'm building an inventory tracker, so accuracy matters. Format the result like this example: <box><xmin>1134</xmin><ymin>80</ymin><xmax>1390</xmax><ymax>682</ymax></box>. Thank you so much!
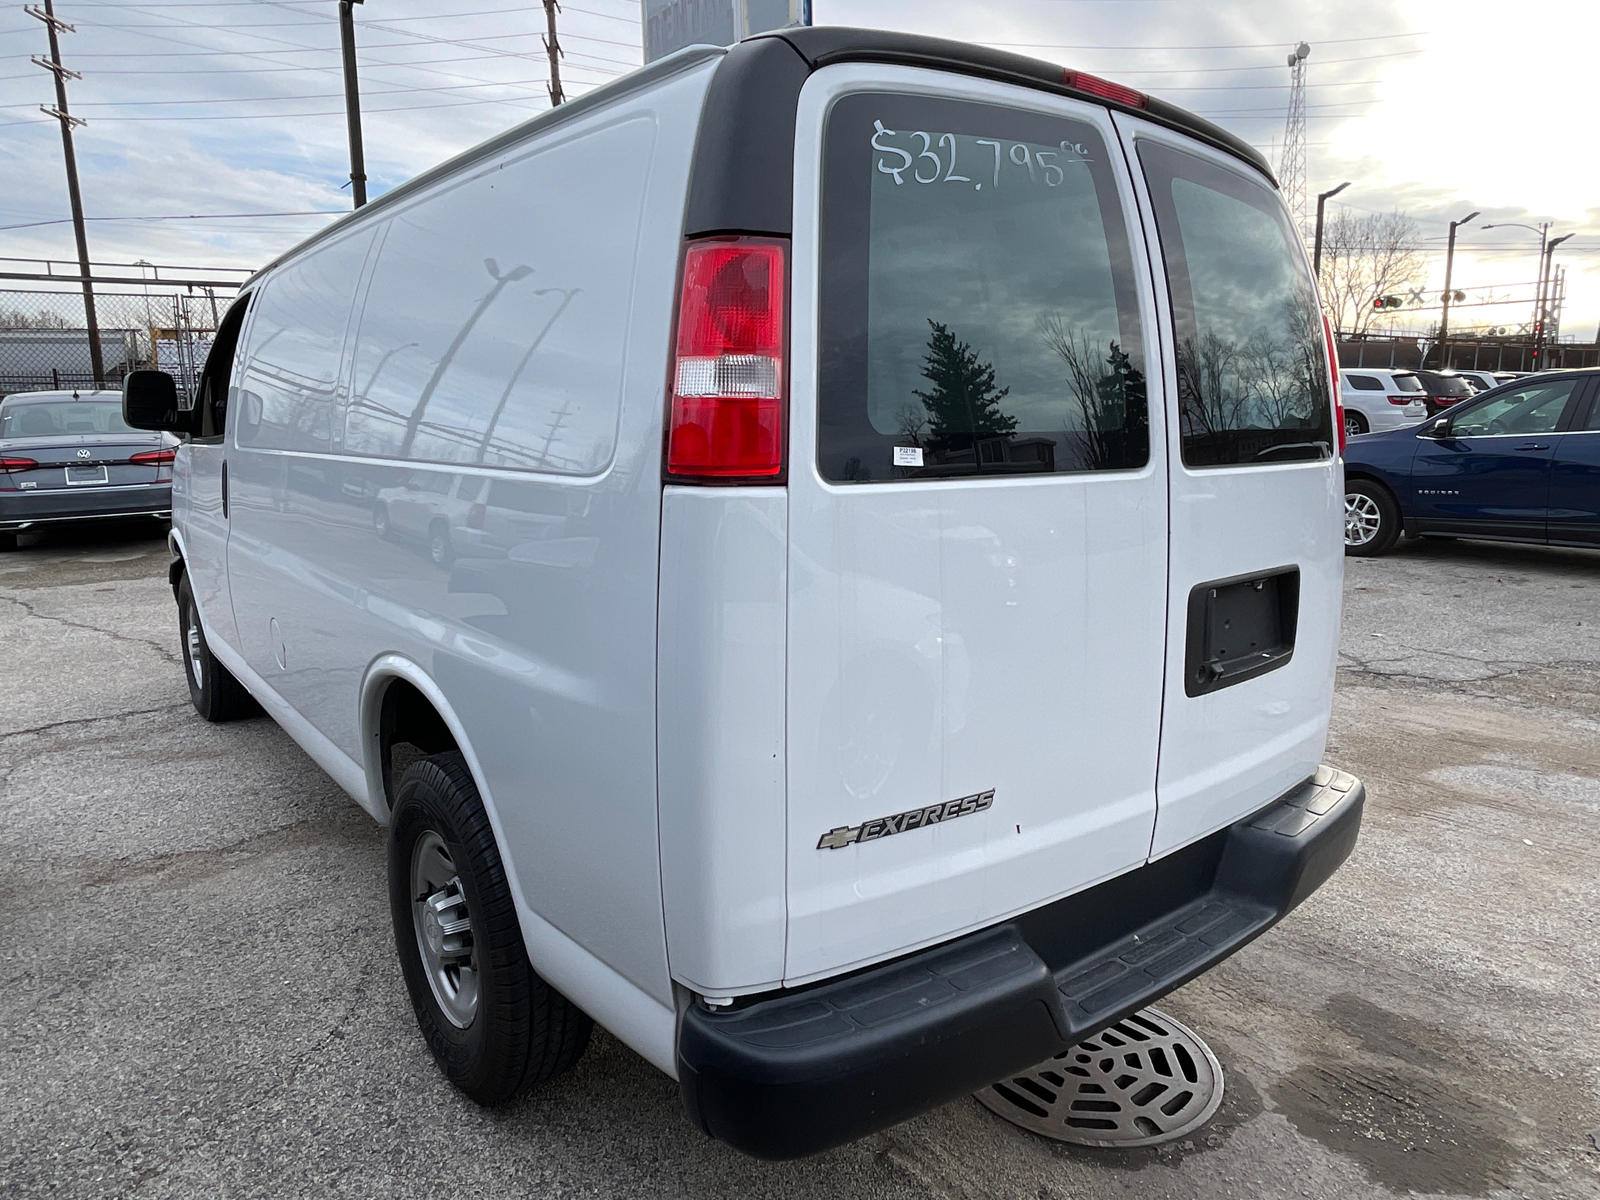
<box><xmin>1175</xmin><ymin>285</ymin><xmax>1324</xmax><ymax>439</ymax></box>
<box><xmin>912</xmin><ymin>320</ymin><xmax>1016</xmax><ymax>453</ymax></box>
<box><xmin>1038</xmin><ymin>316</ymin><xmax>1145</xmax><ymax>471</ymax></box>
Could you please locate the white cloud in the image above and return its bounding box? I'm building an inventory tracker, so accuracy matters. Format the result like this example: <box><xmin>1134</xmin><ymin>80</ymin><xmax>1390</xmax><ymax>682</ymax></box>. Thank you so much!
<box><xmin>1</xmin><ymin>0</ymin><xmax>1594</xmax><ymax>336</ymax></box>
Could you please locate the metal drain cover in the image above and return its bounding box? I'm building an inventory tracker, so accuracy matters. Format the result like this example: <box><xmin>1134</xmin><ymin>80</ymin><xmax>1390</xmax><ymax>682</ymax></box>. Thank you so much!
<box><xmin>975</xmin><ymin>1008</ymin><xmax>1223</xmax><ymax>1147</ymax></box>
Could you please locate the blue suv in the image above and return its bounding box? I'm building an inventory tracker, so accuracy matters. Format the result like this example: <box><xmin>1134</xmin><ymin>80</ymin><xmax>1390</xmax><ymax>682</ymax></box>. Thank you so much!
<box><xmin>1342</xmin><ymin>369</ymin><xmax>1600</xmax><ymax>556</ymax></box>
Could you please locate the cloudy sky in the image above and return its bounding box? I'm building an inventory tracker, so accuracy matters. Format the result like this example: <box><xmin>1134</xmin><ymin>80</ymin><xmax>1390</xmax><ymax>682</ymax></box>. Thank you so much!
<box><xmin>2</xmin><ymin>0</ymin><xmax>1596</xmax><ymax>339</ymax></box>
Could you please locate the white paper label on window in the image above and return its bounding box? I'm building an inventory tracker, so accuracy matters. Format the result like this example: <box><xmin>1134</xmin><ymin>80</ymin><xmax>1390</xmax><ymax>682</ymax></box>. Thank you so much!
<box><xmin>893</xmin><ymin>446</ymin><xmax>924</xmax><ymax>467</ymax></box>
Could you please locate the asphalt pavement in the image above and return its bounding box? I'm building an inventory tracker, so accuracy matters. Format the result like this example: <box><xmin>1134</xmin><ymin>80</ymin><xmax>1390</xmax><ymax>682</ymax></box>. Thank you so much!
<box><xmin>1</xmin><ymin>521</ymin><xmax>1597</xmax><ymax>1199</ymax></box>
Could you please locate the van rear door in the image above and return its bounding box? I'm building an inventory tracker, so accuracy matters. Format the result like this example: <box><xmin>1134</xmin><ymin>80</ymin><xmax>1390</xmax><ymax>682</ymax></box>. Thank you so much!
<box><xmin>1115</xmin><ymin>118</ymin><xmax>1343</xmax><ymax>858</ymax></box>
<box><xmin>783</xmin><ymin>71</ymin><xmax>1169</xmax><ymax>983</ymax></box>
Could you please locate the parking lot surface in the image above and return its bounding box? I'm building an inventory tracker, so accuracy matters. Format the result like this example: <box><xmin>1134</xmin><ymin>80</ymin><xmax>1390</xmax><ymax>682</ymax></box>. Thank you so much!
<box><xmin>2</xmin><ymin>524</ymin><xmax>1597</xmax><ymax>1199</ymax></box>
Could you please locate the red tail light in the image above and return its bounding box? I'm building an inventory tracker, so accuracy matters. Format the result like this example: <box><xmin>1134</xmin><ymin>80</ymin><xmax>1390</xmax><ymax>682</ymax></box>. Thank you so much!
<box><xmin>1321</xmin><ymin>313</ymin><xmax>1345</xmax><ymax>454</ymax></box>
<box><xmin>1062</xmin><ymin>71</ymin><xmax>1148</xmax><ymax>109</ymax></box>
<box><xmin>130</xmin><ymin>448</ymin><xmax>177</xmax><ymax>467</ymax></box>
<box><xmin>666</xmin><ymin>236</ymin><xmax>788</xmax><ymax>482</ymax></box>
<box><xmin>0</xmin><ymin>457</ymin><xmax>37</xmax><ymax>472</ymax></box>
<box><xmin>1386</xmin><ymin>394</ymin><xmax>1413</xmax><ymax>406</ymax></box>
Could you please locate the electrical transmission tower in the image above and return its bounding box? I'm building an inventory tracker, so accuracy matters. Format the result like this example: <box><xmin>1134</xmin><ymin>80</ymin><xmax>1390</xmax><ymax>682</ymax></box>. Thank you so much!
<box><xmin>27</xmin><ymin>0</ymin><xmax>104</xmax><ymax>384</ymax></box>
<box><xmin>1278</xmin><ymin>41</ymin><xmax>1310</xmax><ymax>234</ymax></box>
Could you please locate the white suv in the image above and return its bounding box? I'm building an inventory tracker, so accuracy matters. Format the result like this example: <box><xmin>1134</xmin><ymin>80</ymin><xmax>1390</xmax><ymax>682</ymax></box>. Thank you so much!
<box><xmin>1340</xmin><ymin>368</ymin><xmax>1428</xmax><ymax>436</ymax></box>
<box><xmin>123</xmin><ymin>28</ymin><xmax>1363</xmax><ymax>1160</ymax></box>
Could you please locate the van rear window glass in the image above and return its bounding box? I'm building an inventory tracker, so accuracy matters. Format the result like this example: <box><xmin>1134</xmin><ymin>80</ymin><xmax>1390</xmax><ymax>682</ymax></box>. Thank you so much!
<box><xmin>1138</xmin><ymin>142</ymin><xmax>1332</xmax><ymax>467</ymax></box>
<box><xmin>817</xmin><ymin>93</ymin><xmax>1148</xmax><ymax>482</ymax></box>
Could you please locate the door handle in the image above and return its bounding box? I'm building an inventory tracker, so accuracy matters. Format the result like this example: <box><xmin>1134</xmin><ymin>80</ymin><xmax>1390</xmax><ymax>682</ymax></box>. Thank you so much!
<box><xmin>1514</xmin><ymin>443</ymin><xmax>1550</xmax><ymax>451</ymax></box>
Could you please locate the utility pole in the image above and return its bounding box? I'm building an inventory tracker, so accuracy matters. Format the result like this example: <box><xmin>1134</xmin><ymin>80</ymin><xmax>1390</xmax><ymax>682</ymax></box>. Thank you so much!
<box><xmin>1437</xmin><ymin>209</ymin><xmax>1479</xmax><ymax>369</ymax></box>
<box><xmin>1534</xmin><ymin>233</ymin><xmax>1573</xmax><ymax>368</ymax></box>
<box><xmin>338</xmin><ymin>0</ymin><xmax>367</xmax><ymax>207</ymax></box>
<box><xmin>543</xmin><ymin>0</ymin><xmax>564</xmax><ymax>105</ymax></box>
<box><xmin>1312</xmin><ymin>180</ymin><xmax>1349</xmax><ymax>282</ymax></box>
<box><xmin>28</xmin><ymin>0</ymin><xmax>103</xmax><ymax>385</ymax></box>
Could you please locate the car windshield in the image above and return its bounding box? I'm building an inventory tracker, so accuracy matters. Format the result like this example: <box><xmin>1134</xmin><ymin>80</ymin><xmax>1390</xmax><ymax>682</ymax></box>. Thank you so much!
<box><xmin>1390</xmin><ymin>374</ymin><xmax>1424</xmax><ymax>392</ymax></box>
<box><xmin>0</xmin><ymin>400</ymin><xmax>136</xmax><ymax>438</ymax></box>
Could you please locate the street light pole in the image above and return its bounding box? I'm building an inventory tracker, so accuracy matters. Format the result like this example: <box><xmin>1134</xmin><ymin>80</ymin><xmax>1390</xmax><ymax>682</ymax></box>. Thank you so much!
<box><xmin>1437</xmin><ymin>209</ymin><xmax>1479</xmax><ymax>369</ymax></box>
<box><xmin>1535</xmin><ymin>233</ymin><xmax>1573</xmax><ymax>368</ymax></box>
<box><xmin>1483</xmin><ymin>221</ymin><xmax>1549</xmax><ymax>350</ymax></box>
<box><xmin>339</xmin><ymin>0</ymin><xmax>367</xmax><ymax>208</ymax></box>
<box><xmin>1312</xmin><ymin>180</ymin><xmax>1349</xmax><ymax>282</ymax></box>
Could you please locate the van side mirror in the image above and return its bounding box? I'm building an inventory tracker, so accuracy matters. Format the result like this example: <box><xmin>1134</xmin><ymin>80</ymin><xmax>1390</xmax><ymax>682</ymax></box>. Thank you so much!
<box><xmin>122</xmin><ymin>370</ymin><xmax>188</xmax><ymax>433</ymax></box>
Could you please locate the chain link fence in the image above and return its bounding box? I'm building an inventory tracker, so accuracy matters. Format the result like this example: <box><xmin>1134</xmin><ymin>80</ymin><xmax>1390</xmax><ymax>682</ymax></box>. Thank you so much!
<box><xmin>0</xmin><ymin>286</ymin><xmax>233</xmax><ymax>399</ymax></box>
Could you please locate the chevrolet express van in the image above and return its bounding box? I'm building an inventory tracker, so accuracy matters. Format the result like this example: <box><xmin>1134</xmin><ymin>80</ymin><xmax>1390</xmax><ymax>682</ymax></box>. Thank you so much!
<box><xmin>124</xmin><ymin>28</ymin><xmax>1364</xmax><ymax>1159</ymax></box>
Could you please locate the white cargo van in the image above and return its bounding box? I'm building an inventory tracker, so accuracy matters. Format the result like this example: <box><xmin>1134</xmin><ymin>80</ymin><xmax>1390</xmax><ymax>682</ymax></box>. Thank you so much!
<box><xmin>124</xmin><ymin>29</ymin><xmax>1363</xmax><ymax>1159</ymax></box>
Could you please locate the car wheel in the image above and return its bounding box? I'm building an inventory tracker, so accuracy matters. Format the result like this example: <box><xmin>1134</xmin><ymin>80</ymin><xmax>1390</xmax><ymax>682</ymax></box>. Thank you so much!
<box><xmin>1343</xmin><ymin>409</ymin><xmax>1368</xmax><ymax>438</ymax></box>
<box><xmin>374</xmin><ymin>504</ymin><xmax>392</xmax><ymax>541</ymax></box>
<box><xmin>177</xmin><ymin>572</ymin><xmax>262</xmax><ymax>721</ymax></box>
<box><xmin>428</xmin><ymin>522</ymin><xmax>453</xmax><ymax>567</ymax></box>
<box><xmin>388</xmin><ymin>752</ymin><xmax>592</xmax><ymax>1104</ymax></box>
<box><xmin>1344</xmin><ymin>480</ymin><xmax>1401</xmax><ymax>557</ymax></box>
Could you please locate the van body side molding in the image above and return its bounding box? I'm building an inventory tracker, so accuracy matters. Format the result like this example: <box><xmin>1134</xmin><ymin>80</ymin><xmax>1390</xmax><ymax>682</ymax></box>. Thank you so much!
<box><xmin>678</xmin><ymin>768</ymin><xmax>1363</xmax><ymax>1159</ymax></box>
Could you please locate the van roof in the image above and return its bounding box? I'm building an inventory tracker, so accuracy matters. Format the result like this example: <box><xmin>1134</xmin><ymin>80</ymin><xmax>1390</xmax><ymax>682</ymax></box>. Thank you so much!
<box><xmin>246</xmin><ymin>28</ymin><xmax>1273</xmax><ymax>288</ymax></box>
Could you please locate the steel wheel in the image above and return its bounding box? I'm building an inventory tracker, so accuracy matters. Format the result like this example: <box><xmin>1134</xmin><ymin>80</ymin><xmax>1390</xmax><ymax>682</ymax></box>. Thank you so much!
<box><xmin>1345</xmin><ymin>490</ymin><xmax>1382</xmax><ymax>548</ymax></box>
<box><xmin>411</xmin><ymin>831</ymin><xmax>479</xmax><ymax>1028</ymax></box>
<box><xmin>185</xmin><ymin>603</ymin><xmax>205</xmax><ymax>685</ymax></box>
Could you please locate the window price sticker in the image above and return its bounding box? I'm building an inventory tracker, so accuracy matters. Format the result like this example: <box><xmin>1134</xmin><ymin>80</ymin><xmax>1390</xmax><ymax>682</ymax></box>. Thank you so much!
<box><xmin>893</xmin><ymin>446</ymin><xmax>924</xmax><ymax>467</ymax></box>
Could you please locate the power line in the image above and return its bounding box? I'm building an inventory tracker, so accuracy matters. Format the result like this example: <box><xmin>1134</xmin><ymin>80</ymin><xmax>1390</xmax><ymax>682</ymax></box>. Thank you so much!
<box><xmin>0</xmin><ymin>210</ymin><xmax>343</xmax><ymax>231</ymax></box>
<box><xmin>979</xmin><ymin>31</ymin><xmax>1426</xmax><ymax>51</ymax></box>
<box><xmin>0</xmin><ymin>80</ymin><xmax>622</xmax><ymax>124</ymax></box>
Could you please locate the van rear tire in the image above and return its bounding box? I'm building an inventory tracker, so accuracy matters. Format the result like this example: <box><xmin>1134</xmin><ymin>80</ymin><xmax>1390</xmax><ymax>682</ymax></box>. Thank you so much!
<box><xmin>177</xmin><ymin>573</ymin><xmax>261</xmax><ymax>721</ymax></box>
<box><xmin>388</xmin><ymin>752</ymin><xmax>592</xmax><ymax>1105</ymax></box>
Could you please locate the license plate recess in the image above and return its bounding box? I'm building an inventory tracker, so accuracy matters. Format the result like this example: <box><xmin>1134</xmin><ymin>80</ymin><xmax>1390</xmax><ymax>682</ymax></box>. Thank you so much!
<box><xmin>1184</xmin><ymin>566</ymin><xmax>1299</xmax><ymax>697</ymax></box>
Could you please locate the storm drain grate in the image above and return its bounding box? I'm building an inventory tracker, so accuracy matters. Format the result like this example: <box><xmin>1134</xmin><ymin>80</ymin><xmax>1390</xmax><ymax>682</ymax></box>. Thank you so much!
<box><xmin>975</xmin><ymin>1008</ymin><xmax>1223</xmax><ymax>1147</ymax></box>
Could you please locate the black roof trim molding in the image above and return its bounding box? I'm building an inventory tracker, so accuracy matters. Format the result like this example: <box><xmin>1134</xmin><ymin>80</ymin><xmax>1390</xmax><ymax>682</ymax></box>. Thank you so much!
<box><xmin>684</xmin><ymin>25</ymin><xmax>1274</xmax><ymax>240</ymax></box>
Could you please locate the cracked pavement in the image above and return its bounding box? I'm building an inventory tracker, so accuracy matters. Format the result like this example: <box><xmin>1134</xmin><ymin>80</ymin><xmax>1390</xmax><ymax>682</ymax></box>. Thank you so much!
<box><xmin>1</xmin><ymin>522</ymin><xmax>1597</xmax><ymax>1199</ymax></box>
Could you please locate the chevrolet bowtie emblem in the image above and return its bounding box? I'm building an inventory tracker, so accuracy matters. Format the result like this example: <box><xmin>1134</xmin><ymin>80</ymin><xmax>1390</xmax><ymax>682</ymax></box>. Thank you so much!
<box><xmin>816</xmin><ymin>789</ymin><xmax>995</xmax><ymax>850</ymax></box>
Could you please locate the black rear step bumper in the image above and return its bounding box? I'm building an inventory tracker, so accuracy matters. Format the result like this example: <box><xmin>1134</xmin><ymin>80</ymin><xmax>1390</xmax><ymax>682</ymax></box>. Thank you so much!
<box><xmin>677</xmin><ymin>766</ymin><xmax>1363</xmax><ymax>1160</ymax></box>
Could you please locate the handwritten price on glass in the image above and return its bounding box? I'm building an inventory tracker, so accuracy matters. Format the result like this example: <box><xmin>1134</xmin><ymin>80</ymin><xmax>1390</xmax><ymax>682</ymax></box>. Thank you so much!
<box><xmin>872</xmin><ymin>120</ymin><xmax>1093</xmax><ymax>189</ymax></box>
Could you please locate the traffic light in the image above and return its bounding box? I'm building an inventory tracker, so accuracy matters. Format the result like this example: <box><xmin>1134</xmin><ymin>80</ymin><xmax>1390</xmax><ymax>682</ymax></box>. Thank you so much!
<box><xmin>1373</xmin><ymin>295</ymin><xmax>1403</xmax><ymax>310</ymax></box>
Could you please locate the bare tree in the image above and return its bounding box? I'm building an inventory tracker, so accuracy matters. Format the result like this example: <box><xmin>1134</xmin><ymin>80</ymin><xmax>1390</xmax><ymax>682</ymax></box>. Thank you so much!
<box><xmin>1317</xmin><ymin>209</ymin><xmax>1424</xmax><ymax>335</ymax></box>
<box><xmin>0</xmin><ymin>306</ymin><xmax>73</xmax><ymax>330</ymax></box>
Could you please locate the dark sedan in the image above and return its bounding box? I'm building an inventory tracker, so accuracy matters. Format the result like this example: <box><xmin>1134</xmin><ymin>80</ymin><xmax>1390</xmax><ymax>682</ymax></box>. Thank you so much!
<box><xmin>1342</xmin><ymin>369</ymin><xmax>1600</xmax><ymax>556</ymax></box>
<box><xmin>0</xmin><ymin>389</ymin><xmax>177</xmax><ymax>549</ymax></box>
